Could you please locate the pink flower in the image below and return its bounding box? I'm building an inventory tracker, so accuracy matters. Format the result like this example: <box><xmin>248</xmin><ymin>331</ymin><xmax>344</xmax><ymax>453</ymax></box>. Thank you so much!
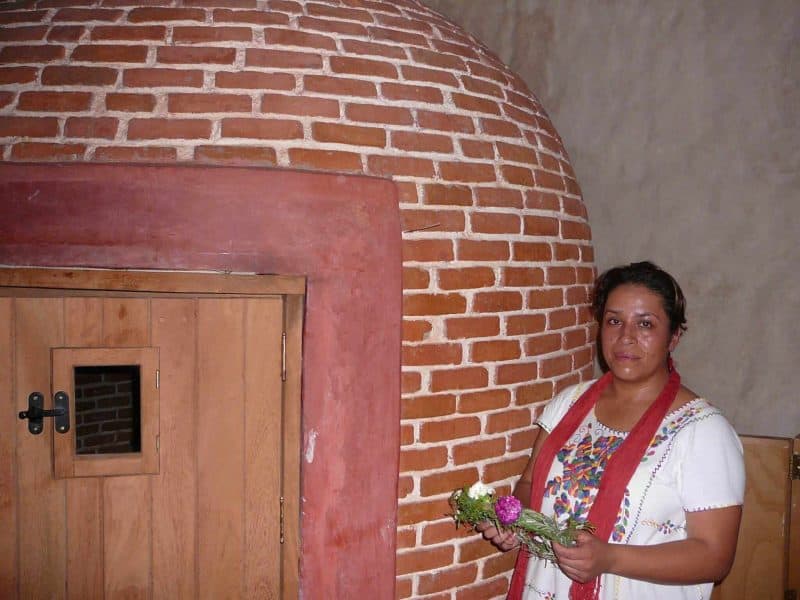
<box><xmin>495</xmin><ymin>495</ymin><xmax>522</xmax><ymax>526</ymax></box>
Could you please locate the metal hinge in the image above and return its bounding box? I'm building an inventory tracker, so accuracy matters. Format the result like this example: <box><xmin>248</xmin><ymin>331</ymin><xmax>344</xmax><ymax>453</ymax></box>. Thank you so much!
<box><xmin>279</xmin><ymin>496</ymin><xmax>285</xmax><ymax>544</ymax></box>
<box><xmin>281</xmin><ymin>332</ymin><xmax>286</xmax><ymax>382</ymax></box>
<box><xmin>792</xmin><ymin>453</ymin><xmax>800</xmax><ymax>480</ymax></box>
<box><xmin>156</xmin><ymin>369</ymin><xmax>160</xmax><ymax>389</ymax></box>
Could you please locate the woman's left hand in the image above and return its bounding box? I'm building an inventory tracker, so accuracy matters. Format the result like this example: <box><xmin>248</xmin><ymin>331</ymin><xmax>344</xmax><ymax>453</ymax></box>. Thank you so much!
<box><xmin>552</xmin><ymin>530</ymin><xmax>613</xmax><ymax>583</ymax></box>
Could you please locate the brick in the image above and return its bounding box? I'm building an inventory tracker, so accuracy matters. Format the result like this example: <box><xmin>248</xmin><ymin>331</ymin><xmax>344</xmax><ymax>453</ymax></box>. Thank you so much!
<box><xmin>297</xmin><ymin>15</ymin><xmax>368</xmax><ymax>36</ymax></box>
<box><xmin>0</xmin><ymin>92</ymin><xmax>13</xmax><ymax>109</ymax></box>
<box><xmin>217</xmin><ymin>71</ymin><xmax>295</xmax><ymax>90</ymax></box>
<box><xmin>70</xmin><ymin>44</ymin><xmax>148</xmax><ymax>63</ymax></box>
<box><xmin>11</xmin><ymin>142</ymin><xmax>85</xmax><ymax>160</ymax></box>
<box><xmin>398</xmin><ymin>498</ymin><xmax>452</xmax><ymax>526</ymax></box>
<box><xmin>17</xmin><ymin>91</ymin><xmax>91</xmax><ymax>112</ymax></box>
<box><xmin>534</xmin><ymin>168</ymin><xmax>565</xmax><ymax>191</ymax></box>
<box><xmin>401</xmin><ymin>65</ymin><xmax>459</xmax><ymax>87</ymax></box>
<box><xmin>267</xmin><ymin>0</ymin><xmax>303</xmax><ymax>12</ymax></box>
<box><xmin>502</xmin><ymin>103</ymin><xmax>537</xmax><ymax>126</ymax></box>
<box><xmin>501</xmin><ymin>165</ymin><xmax>533</xmax><ymax>186</ymax></box>
<box><xmin>401</xmin><ymin>208</ymin><xmax>463</xmax><ymax>233</ymax></box>
<box><xmin>0</xmin><ymin>66</ymin><xmax>38</xmax><ymax>84</ymax></box>
<box><xmin>168</xmin><ymin>93</ymin><xmax>251</xmax><ymax>113</ymax></box>
<box><xmin>264</xmin><ymin>27</ymin><xmax>336</xmax><ymax>50</ymax></box>
<box><xmin>475</xmin><ymin>187</ymin><xmax>523</xmax><ymax>209</ymax></box>
<box><xmin>470</xmin><ymin>212</ymin><xmax>520</xmax><ymax>235</ymax></box>
<box><xmin>473</xmin><ymin>291</ymin><xmax>522</xmax><ymax>313</ymax></box>
<box><xmin>523</xmin><ymin>215</ymin><xmax>559</xmax><ymax>237</ymax></box>
<box><xmin>368</xmin><ymin>154</ymin><xmax>434</xmax><ymax>178</ymax></box>
<box><xmin>524</xmin><ymin>333</ymin><xmax>561</xmax><ymax>356</ymax></box>
<box><xmin>341</xmin><ymin>39</ymin><xmax>405</xmax><ymax>60</ymax></box>
<box><xmin>330</xmin><ymin>55</ymin><xmax>397</xmax><ymax>79</ymax></box>
<box><xmin>506</xmin><ymin>314</ymin><xmax>546</xmax><ymax>336</ymax></box>
<box><xmin>409</xmin><ymin>47</ymin><xmax>465</xmax><ymax>71</ymax></box>
<box><xmin>563</xmin><ymin>327</ymin><xmax>588</xmax><ymax>349</ymax></box>
<box><xmin>420</xmin><ymin>467</ymin><xmax>478</xmax><ymax>496</ymax></box>
<box><xmin>456</xmin><ymin>240</ymin><xmax>509</xmax><ymax>261</ymax></box>
<box><xmin>402</xmin><ymin>240</ymin><xmax>454</xmax><ymax>263</ymax></box>
<box><xmin>401</xmin><ymin>391</ymin><xmax>457</xmax><ymax>419</ymax></box>
<box><xmin>174</xmin><ymin>26</ymin><xmax>252</xmax><ymax>43</ymax></box>
<box><xmin>158</xmin><ymin>46</ymin><xmax>236</xmax><ymax>64</ymax></box>
<box><xmin>430</xmin><ymin>367</ymin><xmax>488</xmax><ymax>392</ymax></box>
<box><xmin>555</xmin><ymin>373</ymin><xmax>582</xmax><ymax>394</ymax></box>
<box><xmin>480</xmin><ymin>117</ymin><xmax>522</xmax><ymax>138</ymax></box>
<box><xmin>221</xmin><ymin>118</ymin><xmax>302</xmax><ymax>140</ymax></box>
<box><xmin>304</xmin><ymin>74</ymin><xmax>376</xmax><ymax>98</ymax></box>
<box><xmin>418</xmin><ymin>564</ymin><xmax>479</xmax><ymax>594</ymax></box>
<box><xmin>547</xmin><ymin>308</ymin><xmax>577</xmax><ymax>330</ymax></box>
<box><xmin>367</xmin><ymin>25</ymin><xmax>427</xmax><ymax>47</ymax></box>
<box><xmin>396</xmin><ymin>545</ymin><xmax>454</xmax><ymax>576</ymax></box>
<box><xmin>555</xmin><ymin>242</ymin><xmax>581</xmax><ymax>261</ymax></box>
<box><xmin>400</xmin><ymin>446</ymin><xmax>448</xmax><ymax>472</ymax></box>
<box><xmin>419</xmin><ymin>417</ymin><xmax>480</xmax><ymax>444</ymax></box>
<box><xmin>127</xmin><ymin>7</ymin><xmax>205</xmax><ymax>22</ymax></box>
<box><xmin>287</xmin><ymin>148</ymin><xmax>361</xmax><ymax>172</ymax></box>
<box><xmin>194</xmin><ymin>145</ymin><xmax>277</xmax><ymax>164</ymax></box>
<box><xmin>484</xmin><ymin>550</ymin><xmax>518</xmax><ymax>578</ymax></box>
<box><xmin>573</xmin><ymin>346</ymin><xmax>593</xmax><ymax>370</ymax></box>
<box><xmin>467</xmin><ymin>60</ymin><xmax>508</xmax><ymax>83</ymax></box>
<box><xmin>64</xmin><ymin>117</ymin><xmax>118</xmax><ymax>139</ymax></box>
<box><xmin>576</xmin><ymin>266</ymin><xmax>595</xmax><ymax>284</ymax></box>
<box><xmin>459</xmin><ymin>139</ymin><xmax>494</xmax><ymax>159</ymax></box>
<box><xmin>0</xmin><ymin>26</ymin><xmax>48</xmax><ymax>42</ymax></box>
<box><xmin>0</xmin><ymin>116</ymin><xmax>58</xmax><ymax>137</ymax></box>
<box><xmin>527</xmin><ymin>288</ymin><xmax>563</xmax><ymax>309</ymax></box>
<box><xmin>402</xmin><ymin>267</ymin><xmax>429</xmax><ymax>289</ymax></box>
<box><xmin>458</xmin><ymin>389</ymin><xmax>510</xmax><ymax>413</ymax></box>
<box><xmin>417</xmin><ymin>110</ymin><xmax>474</xmax><ymax>133</ymax></box>
<box><xmin>91</xmin><ymin>26</ymin><xmax>167</xmax><ymax>41</ymax></box>
<box><xmin>93</xmin><ymin>146</ymin><xmax>177</xmax><ymax>161</ymax></box>
<box><xmin>391</xmin><ymin>131</ymin><xmax>452</xmax><ymax>154</ymax></box>
<box><xmin>212</xmin><ymin>8</ymin><xmax>289</xmax><ymax>26</ymax></box>
<box><xmin>563</xmin><ymin>196</ymin><xmax>587</xmax><ymax>218</ymax></box>
<box><xmin>382</xmin><ymin>82</ymin><xmax>442</xmax><ymax>103</ymax></box>
<box><xmin>105</xmin><ymin>93</ymin><xmax>155</xmax><ymax>112</ymax></box>
<box><xmin>43</xmin><ymin>65</ymin><xmax>118</xmax><ymax>86</ymax></box>
<box><xmin>396</xmin><ymin>577</ymin><xmax>413</xmax><ymax>598</ymax></box>
<box><xmin>484</xmin><ymin>455</ymin><xmax>529</xmax><ymax>482</ymax></box>
<box><xmin>421</xmin><ymin>520</ymin><xmax>471</xmax><ymax>545</ymax></box>
<box><xmin>401</xmin><ymin>371</ymin><xmax>421</xmax><ymax>395</ymax></box>
<box><xmin>0</xmin><ymin>45</ymin><xmax>65</xmax><ymax>64</ymax></box>
<box><xmin>452</xmin><ymin>92</ymin><xmax>501</xmax><ymax>116</ymax></box>
<box><xmin>423</xmin><ymin>183</ymin><xmax>472</xmax><ymax>206</ymax></box>
<box><xmin>561</xmin><ymin>219</ymin><xmax>591</xmax><ymax>240</ymax></box>
<box><xmin>396</xmin><ymin>527</ymin><xmax>416</xmax><ymax>549</ymax></box>
<box><xmin>263</xmin><ymin>94</ymin><xmax>339</xmax><ymax>118</ymax></box>
<box><xmin>312</xmin><ymin>122</ymin><xmax>385</xmax><ymax>147</ymax></box>
<box><xmin>509</xmin><ymin>426</ymin><xmax>538</xmax><ymax>451</ymax></box>
<box><xmin>397</xmin><ymin>476</ymin><xmax>414</xmax><ymax>499</ymax></box>
<box><xmin>496</xmin><ymin>361</ymin><xmax>538</xmax><ymax>385</ymax></box>
<box><xmin>462</xmin><ymin>75</ymin><xmax>503</xmax><ymax>98</ymax></box>
<box><xmin>455</xmin><ymin>577</ymin><xmax>509</xmax><ymax>600</ymax></box>
<box><xmin>245</xmin><ymin>48</ymin><xmax>322</xmax><ymax>69</ymax></box>
<box><xmin>486</xmin><ymin>408</ymin><xmax>530</xmax><ymax>434</ymax></box>
<box><xmin>512</xmin><ymin>242</ymin><xmax>552</xmax><ymax>262</ymax></box>
<box><xmin>402</xmin><ymin>343</ymin><xmax>461</xmax><ymax>366</ymax></box>
<box><xmin>306</xmin><ymin>2</ymin><xmax>372</xmax><ymax>22</ymax></box>
<box><xmin>375</xmin><ymin>13</ymin><xmax>434</xmax><ymax>34</ymax></box>
<box><xmin>438</xmin><ymin>267</ymin><xmax>494</xmax><ymax>290</ymax></box>
<box><xmin>539</xmin><ymin>354</ymin><xmax>572</xmax><ymax>378</ymax></box>
<box><xmin>497</xmin><ymin>141</ymin><xmax>537</xmax><ymax>164</ymax></box>
<box><xmin>124</xmin><ymin>68</ymin><xmax>202</xmax><ymax>88</ymax></box>
<box><xmin>547</xmin><ymin>266</ymin><xmax>577</xmax><ymax>285</ymax></box>
<box><xmin>440</xmin><ymin>161</ymin><xmax>496</xmax><ymax>183</ymax></box>
<box><xmin>458</xmin><ymin>537</ymin><xmax>500</xmax><ymax>563</ymax></box>
<box><xmin>452</xmin><ymin>438</ymin><xmax>505</xmax><ymax>465</ymax></box>
<box><xmin>445</xmin><ymin>316</ymin><xmax>499</xmax><ymax>340</ymax></box>
<box><xmin>127</xmin><ymin>118</ymin><xmax>211</xmax><ymax>140</ymax></box>
<box><xmin>345</xmin><ymin>102</ymin><xmax>412</xmax><ymax>125</ymax></box>
<box><xmin>471</xmin><ymin>340</ymin><xmax>520</xmax><ymax>362</ymax></box>
<box><xmin>402</xmin><ymin>319</ymin><xmax>431</xmax><ymax>342</ymax></box>
<box><xmin>47</xmin><ymin>26</ymin><xmax>85</xmax><ymax>42</ymax></box>
<box><xmin>403</xmin><ymin>293</ymin><xmax>464</xmax><ymax>316</ymax></box>
<box><xmin>0</xmin><ymin>10</ymin><xmax>48</xmax><ymax>25</ymax></box>
<box><xmin>502</xmin><ymin>267</ymin><xmax>544</xmax><ymax>287</ymax></box>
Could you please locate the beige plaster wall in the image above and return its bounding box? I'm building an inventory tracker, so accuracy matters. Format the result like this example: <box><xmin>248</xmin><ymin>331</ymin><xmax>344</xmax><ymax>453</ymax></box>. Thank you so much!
<box><xmin>425</xmin><ymin>0</ymin><xmax>800</xmax><ymax>438</ymax></box>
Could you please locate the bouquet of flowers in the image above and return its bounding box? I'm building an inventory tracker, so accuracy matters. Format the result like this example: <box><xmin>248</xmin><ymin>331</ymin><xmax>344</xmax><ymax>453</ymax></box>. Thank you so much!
<box><xmin>449</xmin><ymin>481</ymin><xmax>594</xmax><ymax>563</ymax></box>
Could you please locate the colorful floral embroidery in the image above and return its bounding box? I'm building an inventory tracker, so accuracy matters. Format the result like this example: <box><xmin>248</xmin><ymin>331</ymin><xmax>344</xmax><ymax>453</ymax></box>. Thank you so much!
<box><xmin>642</xmin><ymin>518</ymin><xmax>685</xmax><ymax>535</ymax></box>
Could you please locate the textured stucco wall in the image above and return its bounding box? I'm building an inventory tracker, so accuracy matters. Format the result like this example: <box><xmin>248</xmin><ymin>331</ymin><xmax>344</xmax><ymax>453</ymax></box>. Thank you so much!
<box><xmin>424</xmin><ymin>0</ymin><xmax>800</xmax><ymax>438</ymax></box>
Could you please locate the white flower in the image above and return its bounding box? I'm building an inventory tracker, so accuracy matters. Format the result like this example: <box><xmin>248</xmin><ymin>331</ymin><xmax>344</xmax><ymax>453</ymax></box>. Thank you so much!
<box><xmin>467</xmin><ymin>481</ymin><xmax>495</xmax><ymax>499</ymax></box>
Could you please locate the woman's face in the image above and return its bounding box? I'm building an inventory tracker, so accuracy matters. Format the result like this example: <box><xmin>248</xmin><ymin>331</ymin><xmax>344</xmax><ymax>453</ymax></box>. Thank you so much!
<box><xmin>600</xmin><ymin>284</ymin><xmax>681</xmax><ymax>384</ymax></box>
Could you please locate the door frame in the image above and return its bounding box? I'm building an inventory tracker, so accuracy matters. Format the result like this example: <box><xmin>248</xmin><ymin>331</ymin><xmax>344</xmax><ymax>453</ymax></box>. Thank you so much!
<box><xmin>0</xmin><ymin>266</ymin><xmax>304</xmax><ymax>599</ymax></box>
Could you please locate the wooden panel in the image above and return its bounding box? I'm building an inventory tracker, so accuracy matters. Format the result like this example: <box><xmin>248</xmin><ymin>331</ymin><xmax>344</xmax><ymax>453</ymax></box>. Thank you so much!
<box><xmin>0</xmin><ymin>299</ymin><xmax>17</xmax><ymax>598</ymax></box>
<box><xmin>244</xmin><ymin>298</ymin><xmax>283</xmax><ymax>599</ymax></box>
<box><xmin>714</xmin><ymin>435</ymin><xmax>792</xmax><ymax>600</ymax></box>
<box><xmin>197</xmin><ymin>299</ymin><xmax>245</xmax><ymax>599</ymax></box>
<box><xmin>16</xmin><ymin>298</ymin><xmax>66</xmax><ymax>599</ymax></box>
<box><xmin>102</xmin><ymin>298</ymin><xmax>149</xmax><ymax>347</ymax></box>
<box><xmin>64</xmin><ymin>297</ymin><xmax>104</xmax><ymax>600</ymax></box>
<box><xmin>150</xmin><ymin>299</ymin><xmax>197</xmax><ymax>599</ymax></box>
<box><xmin>789</xmin><ymin>435</ymin><xmax>800</xmax><ymax>594</ymax></box>
<box><xmin>104</xmin><ymin>476</ymin><xmax>151</xmax><ymax>600</ymax></box>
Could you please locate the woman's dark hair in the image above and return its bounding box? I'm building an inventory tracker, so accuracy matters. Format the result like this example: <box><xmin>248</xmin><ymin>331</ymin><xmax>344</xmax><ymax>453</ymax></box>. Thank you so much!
<box><xmin>592</xmin><ymin>261</ymin><xmax>688</xmax><ymax>334</ymax></box>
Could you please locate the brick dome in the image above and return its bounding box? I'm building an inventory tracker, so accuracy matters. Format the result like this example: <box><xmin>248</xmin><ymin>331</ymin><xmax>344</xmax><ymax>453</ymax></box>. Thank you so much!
<box><xmin>0</xmin><ymin>0</ymin><xmax>596</xmax><ymax>596</ymax></box>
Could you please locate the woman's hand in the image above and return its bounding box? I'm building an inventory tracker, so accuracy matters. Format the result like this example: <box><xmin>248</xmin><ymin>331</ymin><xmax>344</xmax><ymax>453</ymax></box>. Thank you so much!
<box><xmin>475</xmin><ymin>520</ymin><xmax>520</xmax><ymax>552</ymax></box>
<box><xmin>552</xmin><ymin>530</ymin><xmax>613</xmax><ymax>583</ymax></box>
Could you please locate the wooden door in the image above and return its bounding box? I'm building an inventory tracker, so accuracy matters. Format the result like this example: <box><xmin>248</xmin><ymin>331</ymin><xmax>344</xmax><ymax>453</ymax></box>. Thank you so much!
<box><xmin>0</xmin><ymin>291</ymin><xmax>293</xmax><ymax>599</ymax></box>
<box><xmin>712</xmin><ymin>434</ymin><xmax>798</xmax><ymax>600</ymax></box>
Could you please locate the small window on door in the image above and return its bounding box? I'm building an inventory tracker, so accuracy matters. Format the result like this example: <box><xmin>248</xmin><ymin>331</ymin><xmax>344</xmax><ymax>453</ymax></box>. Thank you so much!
<box><xmin>52</xmin><ymin>347</ymin><xmax>159</xmax><ymax>478</ymax></box>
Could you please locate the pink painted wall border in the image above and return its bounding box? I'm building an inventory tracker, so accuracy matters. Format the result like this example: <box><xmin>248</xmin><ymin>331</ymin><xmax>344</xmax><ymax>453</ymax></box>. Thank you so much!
<box><xmin>0</xmin><ymin>162</ymin><xmax>402</xmax><ymax>599</ymax></box>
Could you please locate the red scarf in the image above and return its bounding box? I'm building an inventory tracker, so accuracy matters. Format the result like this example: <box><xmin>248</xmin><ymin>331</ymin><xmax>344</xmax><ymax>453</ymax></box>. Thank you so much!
<box><xmin>507</xmin><ymin>368</ymin><xmax>681</xmax><ymax>600</ymax></box>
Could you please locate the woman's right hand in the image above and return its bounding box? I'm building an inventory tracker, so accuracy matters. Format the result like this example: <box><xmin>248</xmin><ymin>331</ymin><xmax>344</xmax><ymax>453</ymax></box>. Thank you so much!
<box><xmin>475</xmin><ymin>521</ymin><xmax>520</xmax><ymax>552</ymax></box>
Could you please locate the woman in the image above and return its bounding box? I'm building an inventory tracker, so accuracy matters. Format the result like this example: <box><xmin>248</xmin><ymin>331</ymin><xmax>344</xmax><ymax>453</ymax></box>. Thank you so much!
<box><xmin>478</xmin><ymin>261</ymin><xmax>745</xmax><ymax>599</ymax></box>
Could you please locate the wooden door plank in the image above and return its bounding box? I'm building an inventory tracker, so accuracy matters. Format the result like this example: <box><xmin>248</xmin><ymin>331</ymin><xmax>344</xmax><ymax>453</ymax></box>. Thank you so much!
<box><xmin>0</xmin><ymin>299</ymin><xmax>17</xmax><ymax>598</ymax></box>
<box><xmin>104</xmin><ymin>476</ymin><xmax>150</xmax><ymax>600</ymax></box>
<box><xmin>197</xmin><ymin>299</ymin><xmax>245</xmax><ymax>599</ymax></box>
<box><xmin>150</xmin><ymin>298</ymin><xmax>197</xmax><ymax>599</ymax></box>
<box><xmin>789</xmin><ymin>435</ymin><xmax>800</xmax><ymax>594</ymax></box>
<box><xmin>244</xmin><ymin>298</ymin><xmax>283</xmax><ymax>599</ymax></box>
<box><xmin>100</xmin><ymin>298</ymin><xmax>152</xmax><ymax>599</ymax></box>
<box><xmin>16</xmin><ymin>298</ymin><xmax>66</xmax><ymax>599</ymax></box>
<box><xmin>64</xmin><ymin>297</ymin><xmax>105</xmax><ymax>600</ymax></box>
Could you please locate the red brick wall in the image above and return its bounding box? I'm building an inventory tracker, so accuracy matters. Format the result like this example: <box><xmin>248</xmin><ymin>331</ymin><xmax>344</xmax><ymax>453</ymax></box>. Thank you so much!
<box><xmin>0</xmin><ymin>0</ymin><xmax>596</xmax><ymax>596</ymax></box>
